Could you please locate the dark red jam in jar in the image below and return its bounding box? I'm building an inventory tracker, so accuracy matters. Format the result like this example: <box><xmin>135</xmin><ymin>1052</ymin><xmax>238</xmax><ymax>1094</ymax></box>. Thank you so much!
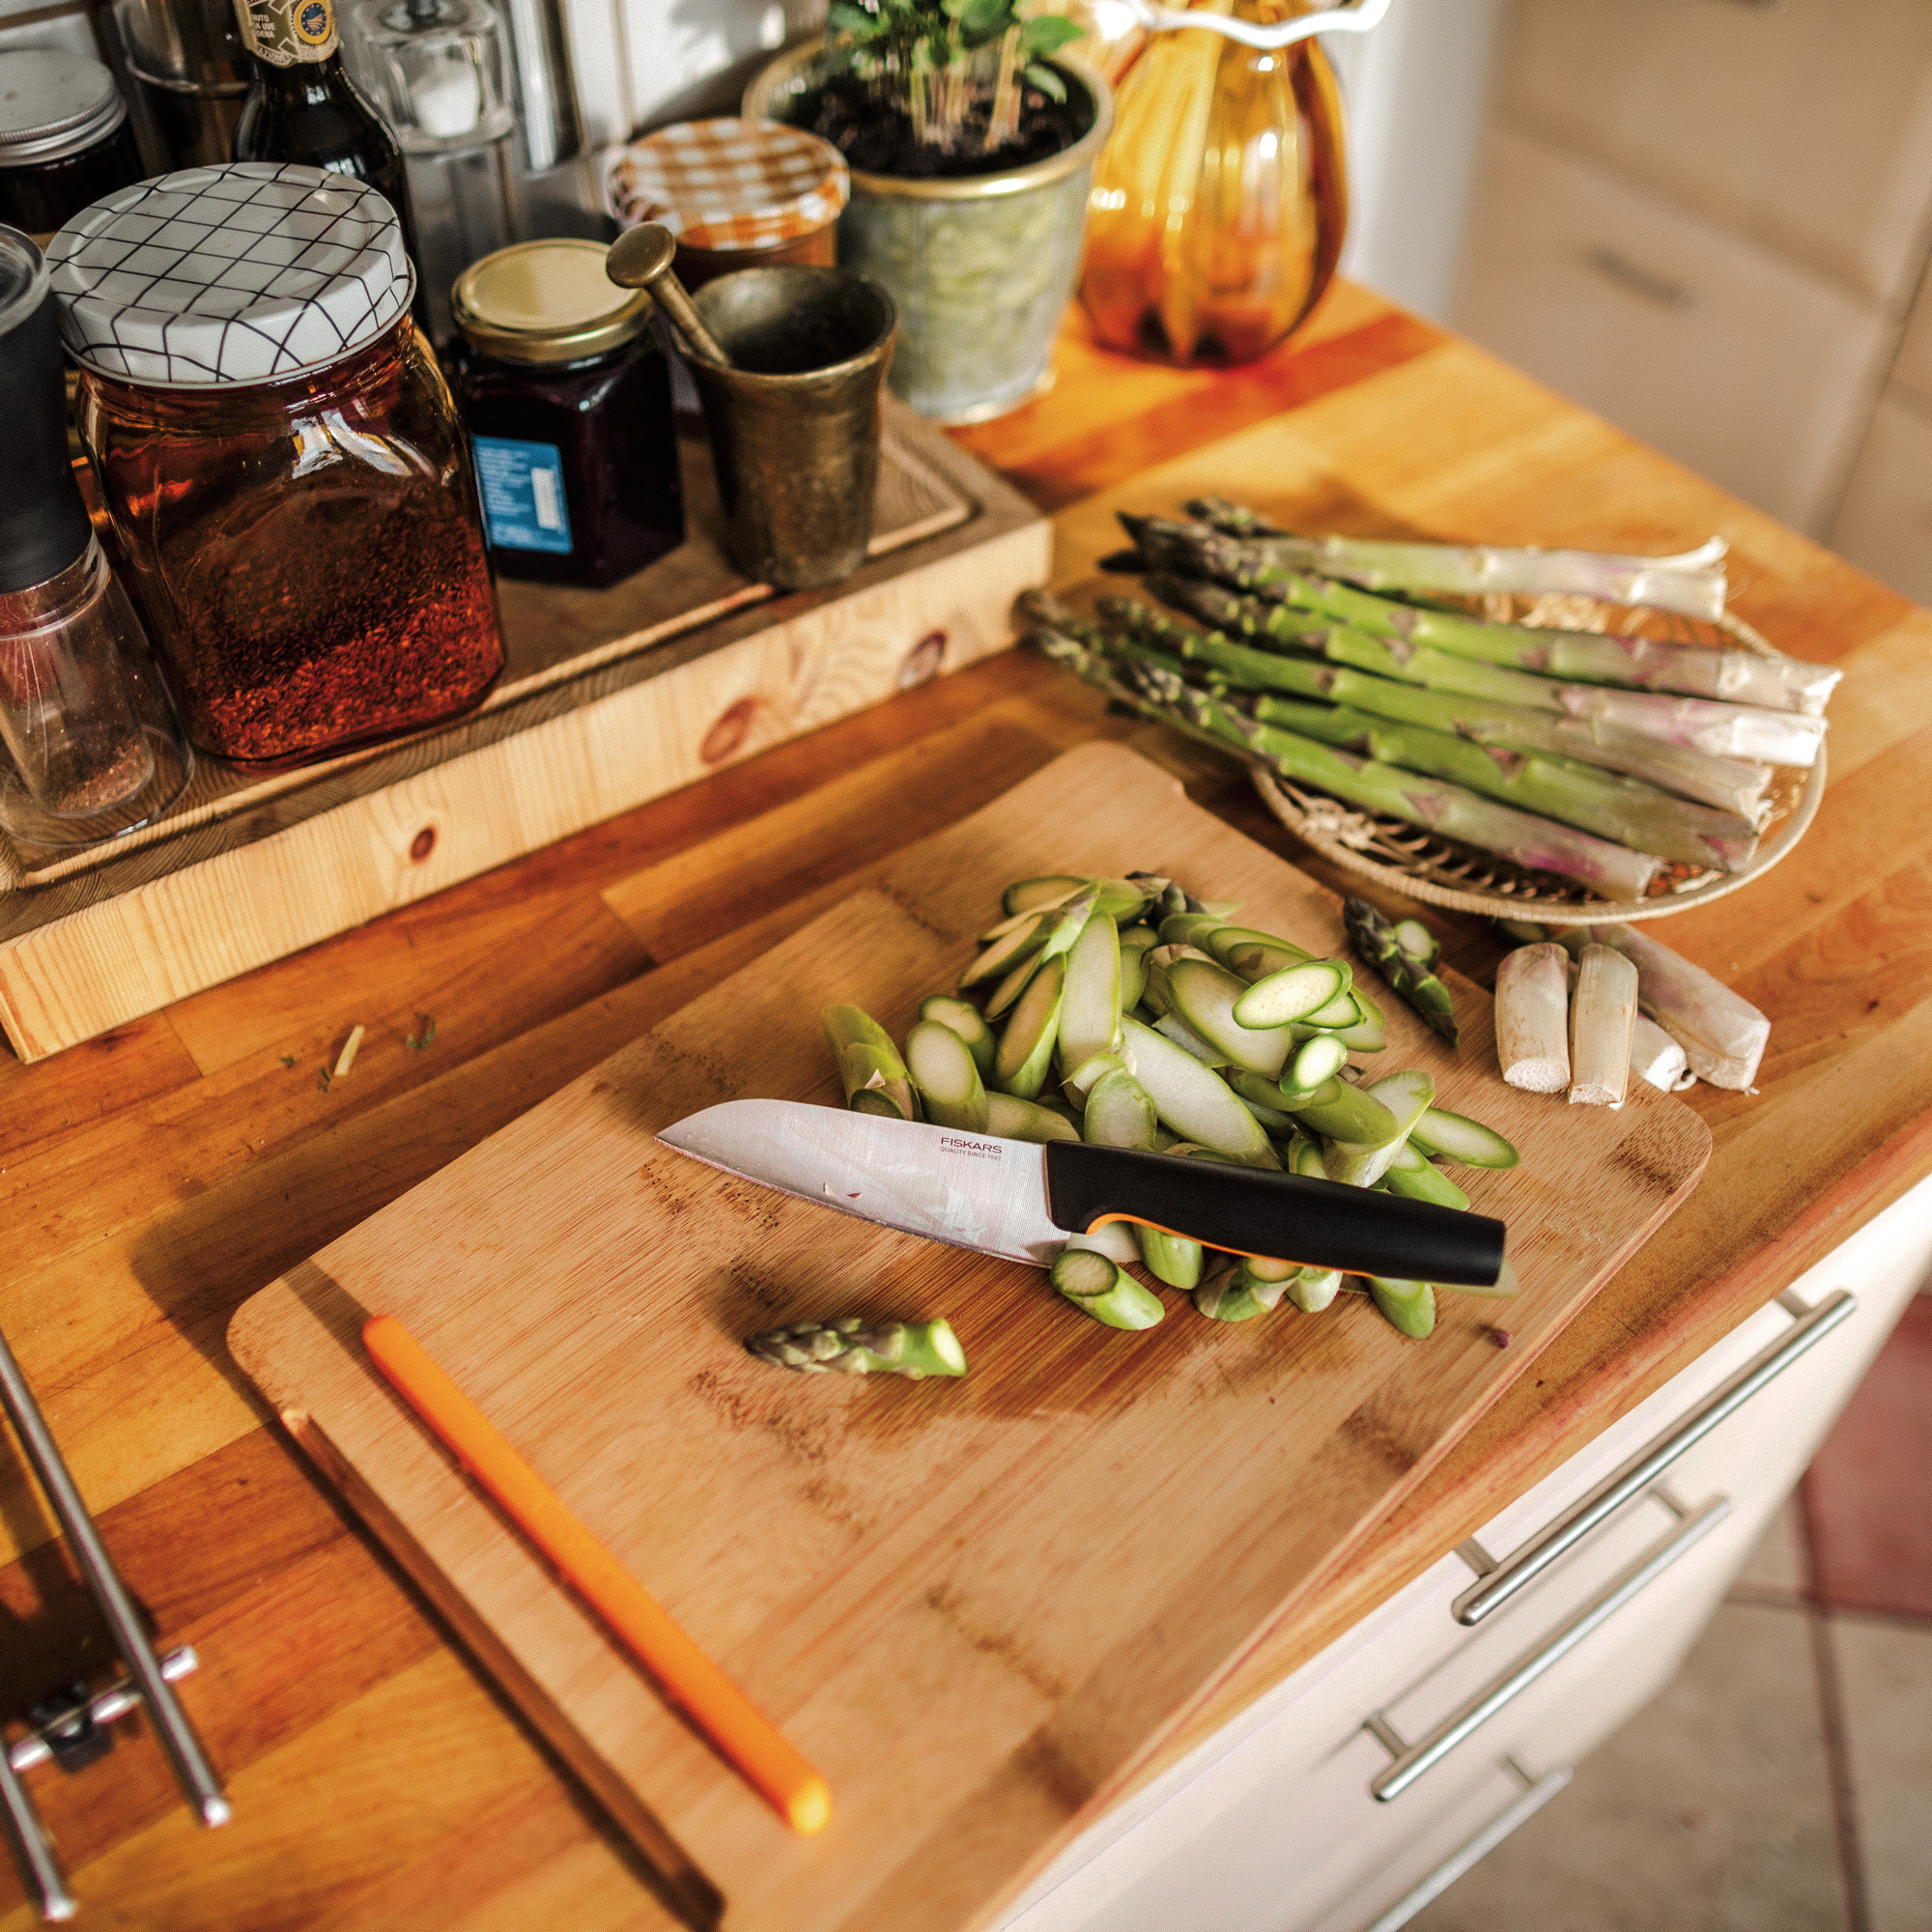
<box><xmin>49</xmin><ymin>163</ymin><xmax>503</xmax><ymax>766</ymax></box>
<box><xmin>450</xmin><ymin>240</ymin><xmax>683</xmax><ymax>590</ymax></box>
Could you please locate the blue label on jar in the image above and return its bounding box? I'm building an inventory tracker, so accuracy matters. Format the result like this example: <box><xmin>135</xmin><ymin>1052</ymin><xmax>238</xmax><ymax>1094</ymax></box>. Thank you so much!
<box><xmin>472</xmin><ymin>437</ymin><xmax>572</xmax><ymax>554</ymax></box>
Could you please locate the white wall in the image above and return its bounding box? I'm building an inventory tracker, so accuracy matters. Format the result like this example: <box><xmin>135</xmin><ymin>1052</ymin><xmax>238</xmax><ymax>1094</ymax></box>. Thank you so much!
<box><xmin>1329</xmin><ymin>0</ymin><xmax>1507</xmax><ymax>324</ymax></box>
<box><xmin>562</xmin><ymin>0</ymin><xmax>827</xmax><ymax>147</ymax></box>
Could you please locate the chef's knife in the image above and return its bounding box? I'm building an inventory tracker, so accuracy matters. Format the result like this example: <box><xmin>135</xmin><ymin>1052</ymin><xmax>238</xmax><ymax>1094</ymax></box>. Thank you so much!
<box><xmin>657</xmin><ymin>1099</ymin><xmax>1506</xmax><ymax>1287</ymax></box>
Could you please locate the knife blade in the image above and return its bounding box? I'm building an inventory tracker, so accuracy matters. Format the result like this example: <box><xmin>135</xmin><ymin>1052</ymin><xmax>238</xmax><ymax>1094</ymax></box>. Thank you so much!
<box><xmin>657</xmin><ymin>1099</ymin><xmax>1506</xmax><ymax>1287</ymax></box>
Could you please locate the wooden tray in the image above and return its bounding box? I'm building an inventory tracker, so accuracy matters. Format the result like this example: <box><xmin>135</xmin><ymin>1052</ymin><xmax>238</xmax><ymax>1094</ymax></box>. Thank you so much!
<box><xmin>229</xmin><ymin>743</ymin><xmax>1711</xmax><ymax>1932</ymax></box>
<box><xmin>0</xmin><ymin>401</ymin><xmax>1048</xmax><ymax>1063</ymax></box>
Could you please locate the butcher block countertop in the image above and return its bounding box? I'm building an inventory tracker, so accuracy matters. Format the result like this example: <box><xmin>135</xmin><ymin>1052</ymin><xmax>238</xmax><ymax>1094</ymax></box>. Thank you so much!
<box><xmin>4</xmin><ymin>280</ymin><xmax>1931</xmax><ymax>1930</ymax></box>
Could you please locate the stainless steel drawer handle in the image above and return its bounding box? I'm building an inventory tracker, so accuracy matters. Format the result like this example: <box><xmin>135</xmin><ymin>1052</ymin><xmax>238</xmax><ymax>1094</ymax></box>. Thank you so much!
<box><xmin>1585</xmin><ymin>245</ymin><xmax>1697</xmax><ymax>312</ymax></box>
<box><xmin>1453</xmin><ymin>1288</ymin><xmax>1855</xmax><ymax>1628</ymax></box>
<box><xmin>1363</xmin><ymin>1761</ymin><xmax>1573</xmax><ymax>1932</ymax></box>
<box><xmin>1366</xmin><ymin>1494</ymin><xmax>1731</xmax><ymax>1802</ymax></box>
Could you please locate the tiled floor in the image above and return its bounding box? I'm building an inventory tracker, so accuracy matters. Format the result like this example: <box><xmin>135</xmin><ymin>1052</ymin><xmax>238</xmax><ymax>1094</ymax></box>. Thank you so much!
<box><xmin>1409</xmin><ymin>1294</ymin><xmax>1932</xmax><ymax>1932</ymax></box>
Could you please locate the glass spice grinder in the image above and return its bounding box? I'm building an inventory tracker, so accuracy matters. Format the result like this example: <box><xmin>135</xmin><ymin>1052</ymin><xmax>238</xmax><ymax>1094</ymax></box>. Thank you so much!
<box><xmin>0</xmin><ymin>224</ymin><xmax>190</xmax><ymax>848</ymax></box>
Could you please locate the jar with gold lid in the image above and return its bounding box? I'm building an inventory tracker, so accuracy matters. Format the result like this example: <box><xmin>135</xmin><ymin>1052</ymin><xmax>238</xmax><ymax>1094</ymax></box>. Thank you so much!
<box><xmin>450</xmin><ymin>238</ymin><xmax>683</xmax><ymax>589</ymax></box>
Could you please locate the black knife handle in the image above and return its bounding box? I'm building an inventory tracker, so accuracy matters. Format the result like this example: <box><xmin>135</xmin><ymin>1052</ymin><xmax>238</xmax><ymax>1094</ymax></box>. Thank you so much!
<box><xmin>1043</xmin><ymin>1142</ymin><xmax>1506</xmax><ymax>1287</ymax></box>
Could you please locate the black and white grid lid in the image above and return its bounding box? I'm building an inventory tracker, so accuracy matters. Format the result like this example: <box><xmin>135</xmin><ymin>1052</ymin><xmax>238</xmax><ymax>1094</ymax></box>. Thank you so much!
<box><xmin>47</xmin><ymin>162</ymin><xmax>413</xmax><ymax>388</ymax></box>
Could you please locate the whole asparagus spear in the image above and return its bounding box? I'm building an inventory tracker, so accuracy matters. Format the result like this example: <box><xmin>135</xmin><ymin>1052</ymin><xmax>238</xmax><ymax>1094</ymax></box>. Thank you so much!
<box><xmin>1344</xmin><ymin>896</ymin><xmax>1459</xmax><ymax>1046</ymax></box>
<box><xmin>1130</xmin><ymin>510</ymin><xmax>1839</xmax><ymax>715</ymax></box>
<box><xmin>1163</xmin><ymin>578</ymin><xmax>1775</xmax><ymax>814</ymax></box>
<box><xmin>1333</xmin><ymin>710</ymin><xmax>1760</xmax><ymax>871</ymax></box>
<box><xmin>1026</xmin><ymin>621</ymin><xmax>1663</xmax><ymax>899</ymax></box>
<box><xmin>1147</xmin><ymin>578</ymin><xmax>1565</xmax><ymax>712</ymax></box>
<box><xmin>1182</xmin><ymin>496</ymin><xmax>1734</xmax><ymax>625</ymax></box>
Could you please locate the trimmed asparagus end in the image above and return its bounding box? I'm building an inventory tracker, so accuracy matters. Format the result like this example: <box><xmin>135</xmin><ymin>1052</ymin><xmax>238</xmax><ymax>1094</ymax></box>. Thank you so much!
<box><xmin>1569</xmin><ymin>944</ymin><xmax>1638</xmax><ymax>1107</ymax></box>
<box><xmin>1630</xmin><ymin>1012</ymin><xmax>1692</xmax><ymax>1092</ymax></box>
<box><xmin>1493</xmin><ymin>944</ymin><xmax>1572</xmax><ymax>1094</ymax></box>
<box><xmin>1561</xmin><ymin>923</ymin><xmax>1769</xmax><ymax>1091</ymax></box>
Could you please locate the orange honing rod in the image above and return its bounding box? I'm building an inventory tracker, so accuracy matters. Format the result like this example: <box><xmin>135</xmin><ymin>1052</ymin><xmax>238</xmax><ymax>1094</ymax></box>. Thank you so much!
<box><xmin>362</xmin><ymin>1314</ymin><xmax>832</xmax><ymax>1835</ymax></box>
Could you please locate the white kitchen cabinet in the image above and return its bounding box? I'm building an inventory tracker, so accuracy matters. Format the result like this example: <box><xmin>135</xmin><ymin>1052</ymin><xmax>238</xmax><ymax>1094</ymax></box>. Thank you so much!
<box><xmin>1828</xmin><ymin>388</ymin><xmax>1932</xmax><ymax>607</ymax></box>
<box><xmin>993</xmin><ymin>1172</ymin><xmax>1932</xmax><ymax>1932</ymax></box>
<box><xmin>1497</xmin><ymin>0</ymin><xmax>1932</xmax><ymax>312</ymax></box>
<box><xmin>1455</xmin><ymin>124</ymin><xmax>1892</xmax><ymax>537</ymax></box>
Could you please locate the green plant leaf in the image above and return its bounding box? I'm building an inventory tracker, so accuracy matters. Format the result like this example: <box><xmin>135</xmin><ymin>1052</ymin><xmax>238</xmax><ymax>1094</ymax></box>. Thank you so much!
<box><xmin>827</xmin><ymin>0</ymin><xmax>882</xmax><ymax>34</ymax></box>
<box><xmin>951</xmin><ymin>0</ymin><xmax>1012</xmax><ymax>40</ymax></box>
<box><xmin>1023</xmin><ymin>59</ymin><xmax>1067</xmax><ymax>99</ymax></box>
<box><xmin>1020</xmin><ymin>14</ymin><xmax>1086</xmax><ymax>56</ymax></box>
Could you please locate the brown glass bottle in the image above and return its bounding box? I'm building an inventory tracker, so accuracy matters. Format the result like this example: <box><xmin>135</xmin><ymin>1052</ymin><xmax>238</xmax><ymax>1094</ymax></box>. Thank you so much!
<box><xmin>229</xmin><ymin>0</ymin><xmax>430</xmax><ymax>326</ymax></box>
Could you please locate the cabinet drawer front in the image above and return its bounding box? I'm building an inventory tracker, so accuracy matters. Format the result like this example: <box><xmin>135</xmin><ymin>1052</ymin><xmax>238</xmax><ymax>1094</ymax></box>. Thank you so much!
<box><xmin>1831</xmin><ymin>387</ymin><xmax>1932</xmax><ymax>604</ymax></box>
<box><xmin>1457</xmin><ymin>124</ymin><xmax>1892</xmax><ymax>536</ymax></box>
<box><xmin>1500</xmin><ymin>0</ymin><xmax>1932</xmax><ymax>308</ymax></box>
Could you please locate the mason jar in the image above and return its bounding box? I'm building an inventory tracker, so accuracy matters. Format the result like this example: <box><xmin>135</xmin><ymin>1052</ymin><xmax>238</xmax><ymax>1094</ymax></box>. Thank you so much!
<box><xmin>48</xmin><ymin>161</ymin><xmax>504</xmax><ymax>766</ymax></box>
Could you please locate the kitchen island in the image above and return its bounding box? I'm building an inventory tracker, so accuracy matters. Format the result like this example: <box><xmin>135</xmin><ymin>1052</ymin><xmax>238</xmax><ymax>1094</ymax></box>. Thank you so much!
<box><xmin>1</xmin><ymin>279</ymin><xmax>1928</xmax><ymax>1929</ymax></box>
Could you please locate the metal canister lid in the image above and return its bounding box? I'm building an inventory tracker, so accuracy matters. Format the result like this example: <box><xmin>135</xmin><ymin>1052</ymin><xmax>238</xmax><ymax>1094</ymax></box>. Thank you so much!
<box><xmin>0</xmin><ymin>50</ymin><xmax>129</xmax><ymax>170</ymax></box>
<box><xmin>47</xmin><ymin>161</ymin><xmax>413</xmax><ymax>387</ymax></box>
<box><xmin>451</xmin><ymin>239</ymin><xmax>654</xmax><ymax>364</ymax></box>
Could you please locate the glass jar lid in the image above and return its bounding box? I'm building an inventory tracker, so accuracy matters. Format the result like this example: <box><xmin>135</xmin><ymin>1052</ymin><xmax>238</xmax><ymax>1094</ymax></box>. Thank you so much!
<box><xmin>0</xmin><ymin>50</ymin><xmax>128</xmax><ymax>171</ymax></box>
<box><xmin>46</xmin><ymin>162</ymin><xmax>414</xmax><ymax>388</ymax></box>
<box><xmin>451</xmin><ymin>239</ymin><xmax>654</xmax><ymax>364</ymax></box>
<box><xmin>603</xmin><ymin>117</ymin><xmax>849</xmax><ymax>253</ymax></box>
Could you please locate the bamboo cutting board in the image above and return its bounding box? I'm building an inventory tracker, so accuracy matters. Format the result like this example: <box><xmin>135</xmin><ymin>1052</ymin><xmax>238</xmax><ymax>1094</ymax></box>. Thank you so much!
<box><xmin>228</xmin><ymin>742</ymin><xmax>1710</xmax><ymax>1932</ymax></box>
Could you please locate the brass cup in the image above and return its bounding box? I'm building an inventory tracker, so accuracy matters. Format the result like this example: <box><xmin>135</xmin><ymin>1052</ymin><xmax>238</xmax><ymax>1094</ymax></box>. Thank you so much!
<box><xmin>686</xmin><ymin>265</ymin><xmax>897</xmax><ymax>592</ymax></box>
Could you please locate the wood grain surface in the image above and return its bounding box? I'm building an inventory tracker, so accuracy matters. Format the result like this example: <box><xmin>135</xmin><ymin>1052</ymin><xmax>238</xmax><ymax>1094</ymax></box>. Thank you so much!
<box><xmin>0</xmin><ymin>412</ymin><xmax>1042</xmax><ymax>1065</ymax></box>
<box><xmin>227</xmin><ymin>744</ymin><xmax>1706</xmax><ymax>1932</ymax></box>
<box><xmin>2</xmin><ymin>281</ymin><xmax>1930</xmax><ymax>1931</ymax></box>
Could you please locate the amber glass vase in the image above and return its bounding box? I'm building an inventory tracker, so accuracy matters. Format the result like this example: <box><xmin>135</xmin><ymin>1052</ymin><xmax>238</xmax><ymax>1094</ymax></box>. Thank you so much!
<box><xmin>1079</xmin><ymin>0</ymin><xmax>1348</xmax><ymax>366</ymax></box>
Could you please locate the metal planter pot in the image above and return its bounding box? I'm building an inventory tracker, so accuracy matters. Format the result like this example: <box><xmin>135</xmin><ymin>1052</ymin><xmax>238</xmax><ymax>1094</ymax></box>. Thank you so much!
<box><xmin>745</xmin><ymin>42</ymin><xmax>1114</xmax><ymax>426</ymax></box>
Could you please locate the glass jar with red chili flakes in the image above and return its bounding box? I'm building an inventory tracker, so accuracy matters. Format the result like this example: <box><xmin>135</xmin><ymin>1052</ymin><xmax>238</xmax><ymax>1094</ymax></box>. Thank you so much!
<box><xmin>48</xmin><ymin>162</ymin><xmax>503</xmax><ymax>766</ymax></box>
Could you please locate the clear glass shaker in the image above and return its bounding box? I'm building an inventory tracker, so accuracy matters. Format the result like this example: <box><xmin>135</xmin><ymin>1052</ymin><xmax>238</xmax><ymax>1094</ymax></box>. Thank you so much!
<box><xmin>352</xmin><ymin>0</ymin><xmax>516</xmax><ymax>153</ymax></box>
<box><xmin>0</xmin><ymin>223</ymin><xmax>189</xmax><ymax>847</ymax></box>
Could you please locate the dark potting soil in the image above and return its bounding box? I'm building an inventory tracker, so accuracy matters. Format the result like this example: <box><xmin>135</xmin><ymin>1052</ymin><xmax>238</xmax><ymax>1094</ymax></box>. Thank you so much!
<box><xmin>782</xmin><ymin>69</ymin><xmax>1094</xmax><ymax>179</ymax></box>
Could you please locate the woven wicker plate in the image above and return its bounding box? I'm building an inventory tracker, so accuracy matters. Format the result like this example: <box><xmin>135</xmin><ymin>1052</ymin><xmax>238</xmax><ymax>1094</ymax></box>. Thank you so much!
<box><xmin>1250</xmin><ymin>591</ymin><xmax>1826</xmax><ymax>925</ymax></box>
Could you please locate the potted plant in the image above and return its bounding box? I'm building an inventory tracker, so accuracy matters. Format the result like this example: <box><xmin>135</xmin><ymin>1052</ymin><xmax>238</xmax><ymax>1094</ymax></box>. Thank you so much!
<box><xmin>745</xmin><ymin>2</ymin><xmax>1114</xmax><ymax>424</ymax></box>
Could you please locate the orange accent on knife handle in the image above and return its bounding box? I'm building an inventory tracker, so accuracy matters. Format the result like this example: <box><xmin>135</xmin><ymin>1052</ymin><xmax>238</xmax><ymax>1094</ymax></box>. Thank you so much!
<box><xmin>362</xmin><ymin>1315</ymin><xmax>832</xmax><ymax>1836</ymax></box>
<box><xmin>1085</xmin><ymin>1212</ymin><xmax>1303</xmax><ymax>1269</ymax></box>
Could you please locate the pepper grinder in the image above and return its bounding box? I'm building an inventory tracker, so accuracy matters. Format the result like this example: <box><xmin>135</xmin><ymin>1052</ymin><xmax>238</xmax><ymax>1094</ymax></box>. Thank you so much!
<box><xmin>0</xmin><ymin>225</ymin><xmax>189</xmax><ymax>847</ymax></box>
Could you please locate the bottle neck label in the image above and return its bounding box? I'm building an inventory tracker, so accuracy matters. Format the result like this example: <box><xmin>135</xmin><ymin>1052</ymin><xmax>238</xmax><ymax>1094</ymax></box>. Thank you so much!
<box><xmin>233</xmin><ymin>0</ymin><xmax>339</xmax><ymax>67</ymax></box>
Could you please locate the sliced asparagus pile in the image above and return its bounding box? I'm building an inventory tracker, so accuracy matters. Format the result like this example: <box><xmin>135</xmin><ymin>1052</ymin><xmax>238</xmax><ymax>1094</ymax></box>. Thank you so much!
<box><xmin>1039</xmin><ymin>501</ymin><xmax>1841</xmax><ymax>905</ymax></box>
<box><xmin>792</xmin><ymin>868</ymin><xmax>1522</xmax><ymax>1350</ymax></box>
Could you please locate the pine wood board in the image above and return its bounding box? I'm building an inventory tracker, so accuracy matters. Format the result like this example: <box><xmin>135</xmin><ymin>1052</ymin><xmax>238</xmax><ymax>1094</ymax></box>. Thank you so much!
<box><xmin>0</xmin><ymin>406</ymin><xmax>1045</xmax><ymax>1064</ymax></box>
<box><xmin>229</xmin><ymin>740</ymin><xmax>1710</xmax><ymax>1932</ymax></box>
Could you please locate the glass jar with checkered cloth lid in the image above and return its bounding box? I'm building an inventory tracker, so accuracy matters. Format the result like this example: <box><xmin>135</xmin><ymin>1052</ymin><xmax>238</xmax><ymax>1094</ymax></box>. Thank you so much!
<box><xmin>48</xmin><ymin>161</ymin><xmax>503</xmax><ymax>767</ymax></box>
<box><xmin>602</xmin><ymin>116</ymin><xmax>850</xmax><ymax>290</ymax></box>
